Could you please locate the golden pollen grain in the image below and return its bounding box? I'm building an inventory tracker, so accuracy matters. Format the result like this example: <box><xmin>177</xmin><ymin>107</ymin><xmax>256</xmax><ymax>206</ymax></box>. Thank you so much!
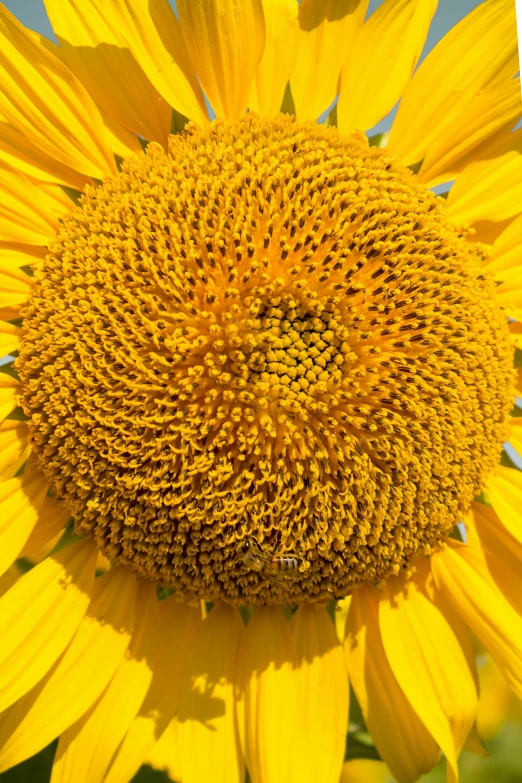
<box><xmin>18</xmin><ymin>115</ymin><xmax>513</xmax><ymax>605</ymax></box>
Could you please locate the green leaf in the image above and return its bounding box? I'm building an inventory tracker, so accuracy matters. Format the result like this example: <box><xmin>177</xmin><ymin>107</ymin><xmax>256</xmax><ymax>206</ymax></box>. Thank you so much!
<box><xmin>0</xmin><ymin>741</ymin><xmax>57</xmax><ymax>783</ymax></box>
<box><xmin>322</xmin><ymin>104</ymin><xmax>337</xmax><ymax>128</ymax></box>
<box><xmin>514</xmin><ymin>349</ymin><xmax>522</xmax><ymax>369</ymax></box>
<box><xmin>171</xmin><ymin>108</ymin><xmax>189</xmax><ymax>136</ymax></box>
<box><xmin>499</xmin><ymin>449</ymin><xmax>520</xmax><ymax>470</ymax></box>
<box><xmin>280</xmin><ymin>82</ymin><xmax>296</xmax><ymax>117</ymax></box>
<box><xmin>131</xmin><ymin>765</ymin><xmax>172</xmax><ymax>783</ymax></box>
<box><xmin>368</xmin><ymin>132</ymin><xmax>389</xmax><ymax>149</ymax></box>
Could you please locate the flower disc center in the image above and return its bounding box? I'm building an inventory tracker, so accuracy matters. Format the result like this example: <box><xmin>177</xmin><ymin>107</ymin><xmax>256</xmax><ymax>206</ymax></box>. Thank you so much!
<box><xmin>18</xmin><ymin>115</ymin><xmax>513</xmax><ymax>604</ymax></box>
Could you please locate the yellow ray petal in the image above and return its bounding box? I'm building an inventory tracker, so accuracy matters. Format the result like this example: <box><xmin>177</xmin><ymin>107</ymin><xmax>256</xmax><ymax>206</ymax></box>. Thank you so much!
<box><xmin>248</xmin><ymin>0</ymin><xmax>300</xmax><ymax>119</ymax></box>
<box><xmin>143</xmin><ymin>718</ymin><xmax>182</xmax><ymax>782</ymax></box>
<box><xmin>483</xmin><ymin>213</ymin><xmax>522</xmax><ymax>279</ymax></box>
<box><xmin>104</xmin><ymin>598</ymin><xmax>201</xmax><ymax>783</ymax></box>
<box><xmin>432</xmin><ymin>539</ymin><xmax>522</xmax><ymax>702</ymax></box>
<box><xmin>0</xmin><ymin>538</ymin><xmax>96</xmax><ymax>715</ymax></box>
<box><xmin>0</xmin><ymin>121</ymin><xmax>90</xmax><ymax>190</ymax></box>
<box><xmin>340</xmin><ymin>759</ymin><xmax>388</xmax><ymax>783</ymax></box>
<box><xmin>0</xmin><ymin>320</ymin><xmax>21</xmax><ymax>356</ymax></box>
<box><xmin>0</xmin><ymin>472</ymin><xmax>48</xmax><ymax>577</ymax></box>
<box><xmin>30</xmin><ymin>181</ymin><xmax>75</xmax><ymax>220</ymax></box>
<box><xmin>388</xmin><ymin>0</ymin><xmax>519</xmax><ymax>165</ymax></box>
<box><xmin>345</xmin><ymin>586</ymin><xmax>440</xmax><ymax>783</ymax></box>
<box><xmin>379</xmin><ymin>562</ymin><xmax>477</xmax><ymax>782</ymax></box>
<box><xmin>516</xmin><ymin>369</ymin><xmax>522</xmax><ymax>397</ymax></box>
<box><xmin>0</xmin><ymin>373</ymin><xmax>19</xmax><ymax>423</ymax></box>
<box><xmin>0</xmin><ymin>566</ymin><xmax>136</xmax><ymax>773</ymax></box>
<box><xmin>291</xmin><ymin>605</ymin><xmax>349</xmax><ymax>783</ymax></box>
<box><xmin>19</xmin><ymin>493</ymin><xmax>71</xmax><ymax>558</ymax></box>
<box><xmin>418</xmin><ymin>78</ymin><xmax>522</xmax><ymax>187</ymax></box>
<box><xmin>495</xmin><ymin>277</ymin><xmax>522</xmax><ymax>318</ymax></box>
<box><xmin>110</xmin><ymin>0</ymin><xmax>208</xmax><ymax>127</ymax></box>
<box><xmin>446</xmin><ymin>142</ymin><xmax>522</xmax><ymax>236</ymax></box>
<box><xmin>178</xmin><ymin>0</ymin><xmax>266</xmax><ymax>120</ymax></box>
<box><xmin>237</xmin><ymin>606</ymin><xmax>302</xmax><ymax>783</ymax></box>
<box><xmin>43</xmin><ymin>0</ymin><xmax>171</xmax><ymax>146</ymax></box>
<box><xmin>0</xmin><ymin>419</ymin><xmax>29</xmax><ymax>480</ymax></box>
<box><xmin>0</xmin><ymin>6</ymin><xmax>116</xmax><ymax>179</ymax></box>
<box><xmin>291</xmin><ymin>0</ymin><xmax>369</xmax><ymax>122</ymax></box>
<box><xmin>468</xmin><ymin>501</ymin><xmax>522</xmax><ymax>604</ymax></box>
<box><xmin>338</xmin><ymin>0</ymin><xmax>437</xmax><ymax>134</ymax></box>
<box><xmin>0</xmin><ymin>160</ymin><xmax>60</xmax><ymax>245</ymax></box>
<box><xmin>100</xmin><ymin>110</ymin><xmax>143</xmax><ymax>161</ymax></box>
<box><xmin>0</xmin><ymin>242</ymin><xmax>47</xmax><ymax>271</ymax></box>
<box><xmin>177</xmin><ymin>604</ymin><xmax>244</xmax><ymax>783</ymax></box>
<box><xmin>51</xmin><ymin>582</ymin><xmax>159</xmax><ymax>783</ymax></box>
<box><xmin>509</xmin><ymin>321</ymin><xmax>522</xmax><ymax>350</ymax></box>
<box><xmin>0</xmin><ymin>264</ymin><xmax>34</xmax><ymax>309</ymax></box>
<box><xmin>335</xmin><ymin>595</ymin><xmax>352</xmax><ymax>643</ymax></box>
<box><xmin>487</xmin><ymin>466</ymin><xmax>522</xmax><ymax>545</ymax></box>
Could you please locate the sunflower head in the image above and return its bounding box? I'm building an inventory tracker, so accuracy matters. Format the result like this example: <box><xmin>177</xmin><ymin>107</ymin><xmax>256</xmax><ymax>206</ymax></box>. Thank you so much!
<box><xmin>17</xmin><ymin>114</ymin><xmax>513</xmax><ymax>604</ymax></box>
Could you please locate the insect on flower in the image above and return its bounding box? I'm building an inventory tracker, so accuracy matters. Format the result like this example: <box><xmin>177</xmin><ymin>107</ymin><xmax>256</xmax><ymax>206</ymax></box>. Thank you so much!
<box><xmin>239</xmin><ymin>536</ymin><xmax>305</xmax><ymax>590</ymax></box>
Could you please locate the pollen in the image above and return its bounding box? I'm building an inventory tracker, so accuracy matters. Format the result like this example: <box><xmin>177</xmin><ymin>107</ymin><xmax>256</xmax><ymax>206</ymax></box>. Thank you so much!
<box><xmin>18</xmin><ymin>114</ymin><xmax>514</xmax><ymax>604</ymax></box>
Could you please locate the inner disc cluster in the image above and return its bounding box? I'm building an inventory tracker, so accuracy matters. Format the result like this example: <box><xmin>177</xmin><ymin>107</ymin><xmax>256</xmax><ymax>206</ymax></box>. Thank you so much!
<box><xmin>18</xmin><ymin>114</ymin><xmax>513</xmax><ymax>604</ymax></box>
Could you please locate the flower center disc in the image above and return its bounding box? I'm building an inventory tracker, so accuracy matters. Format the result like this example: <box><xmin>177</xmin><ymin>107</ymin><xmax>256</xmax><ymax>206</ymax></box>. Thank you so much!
<box><xmin>19</xmin><ymin>115</ymin><xmax>513</xmax><ymax>604</ymax></box>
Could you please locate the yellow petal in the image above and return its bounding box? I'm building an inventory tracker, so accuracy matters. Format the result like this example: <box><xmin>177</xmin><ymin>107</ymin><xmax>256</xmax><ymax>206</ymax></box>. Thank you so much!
<box><xmin>468</xmin><ymin>501</ymin><xmax>522</xmax><ymax>607</ymax></box>
<box><xmin>0</xmin><ymin>565</ymin><xmax>136</xmax><ymax>773</ymax></box>
<box><xmin>379</xmin><ymin>562</ymin><xmax>477</xmax><ymax>782</ymax></box>
<box><xmin>0</xmin><ymin>538</ymin><xmax>97</xmax><ymax>715</ymax></box>
<box><xmin>291</xmin><ymin>605</ymin><xmax>349</xmax><ymax>783</ymax></box>
<box><xmin>104</xmin><ymin>597</ymin><xmax>201</xmax><ymax>783</ymax></box>
<box><xmin>388</xmin><ymin>0</ymin><xmax>519</xmax><ymax>165</ymax></box>
<box><xmin>43</xmin><ymin>0</ymin><xmax>171</xmax><ymax>146</ymax></box>
<box><xmin>0</xmin><ymin>419</ymin><xmax>29</xmax><ymax>480</ymax></box>
<box><xmin>30</xmin><ymin>181</ymin><xmax>75</xmax><ymax>220</ymax></box>
<box><xmin>509</xmin><ymin>419</ymin><xmax>522</xmax><ymax>458</ymax></box>
<box><xmin>432</xmin><ymin>539</ymin><xmax>522</xmax><ymax>702</ymax></box>
<box><xmin>335</xmin><ymin>595</ymin><xmax>352</xmax><ymax>643</ymax></box>
<box><xmin>100</xmin><ymin>110</ymin><xmax>143</xmax><ymax>161</ymax></box>
<box><xmin>0</xmin><ymin>242</ymin><xmax>47</xmax><ymax>271</ymax></box>
<box><xmin>178</xmin><ymin>0</ymin><xmax>266</xmax><ymax>120</ymax></box>
<box><xmin>495</xmin><ymin>277</ymin><xmax>522</xmax><ymax>318</ymax></box>
<box><xmin>177</xmin><ymin>604</ymin><xmax>244</xmax><ymax>783</ymax></box>
<box><xmin>19</xmin><ymin>493</ymin><xmax>71</xmax><ymax>558</ymax></box>
<box><xmin>340</xmin><ymin>759</ymin><xmax>388</xmax><ymax>783</ymax></box>
<box><xmin>291</xmin><ymin>0</ymin><xmax>369</xmax><ymax>122</ymax></box>
<box><xmin>483</xmin><ymin>213</ymin><xmax>522</xmax><ymax>279</ymax></box>
<box><xmin>143</xmin><ymin>718</ymin><xmax>183</xmax><ymax>781</ymax></box>
<box><xmin>0</xmin><ymin>160</ymin><xmax>60</xmax><ymax>245</ymax></box>
<box><xmin>51</xmin><ymin>582</ymin><xmax>159</xmax><ymax>783</ymax></box>
<box><xmin>0</xmin><ymin>472</ymin><xmax>48</xmax><ymax>577</ymax></box>
<box><xmin>0</xmin><ymin>121</ymin><xmax>90</xmax><ymax>190</ymax></box>
<box><xmin>0</xmin><ymin>6</ymin><xmax>116</xmax><ymax>179</ymax></box>
<box><xmin>338</xmin><ymin>0</ymin><xmax>437</xmax><ymax>134</ymax></box>
<box><xmin>509</xmin><ymin>321</ymin><xmax>522</xmax><ymax>350</ymax></box>
<box><xmin>0</xmin><ymin>373</ymin><xmax>19</xmax><ymax>423</ymax></box>
<box><xmin>237</xmin><ymin>606</ymin><xmax>301</xmax><ymax>783</ymax></box>
<box><xmin>0</xmin><ymin>263</ymin><xmax>34</xmax><ymax>309</ymax></box>
<box><xmin>345</xmin><ymin>586</ymin><xmax>440</xmax><ymax>783</ymax></box>
<box><xmin>488</xmin><ymin>465</ymin><xmax>522</xmax><ymax>544</ymax></box>
<box><xmin>418</xmin><ymin>78</ymin><xmax>522</xmax><ymax>187</ymax></box>
<box><xmin>446</xmin><ymin>142</ymin><xmax>522</xmax><ymax>236</ymax></box>
<box><xmin>0</xmin><ymin>320</ymin><xmax>21</xmax><ymax>356</ymax></box>
<box><xmin>248</xmin><ymin>0</ymin><xmax>300</xmax><ymax>119</ymax></box>
<box><xmin>110</xmin><ymin>0</ymin><xmax>208</xmax><ymax>127</ymax></box>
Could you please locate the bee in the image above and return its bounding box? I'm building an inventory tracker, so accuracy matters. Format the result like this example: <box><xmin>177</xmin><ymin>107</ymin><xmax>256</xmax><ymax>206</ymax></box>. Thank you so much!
<box><xmin>239</xmin><ymin>536</ymin><xmax>304</xmax><ymax>590</ymax></box>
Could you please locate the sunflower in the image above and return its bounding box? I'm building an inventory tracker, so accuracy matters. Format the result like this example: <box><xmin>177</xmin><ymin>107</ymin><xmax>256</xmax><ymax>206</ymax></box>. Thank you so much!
<box><xmin>0</xmin><ymin>0</ymin><xmax>521</xmax><ymax>781</ymax></box>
